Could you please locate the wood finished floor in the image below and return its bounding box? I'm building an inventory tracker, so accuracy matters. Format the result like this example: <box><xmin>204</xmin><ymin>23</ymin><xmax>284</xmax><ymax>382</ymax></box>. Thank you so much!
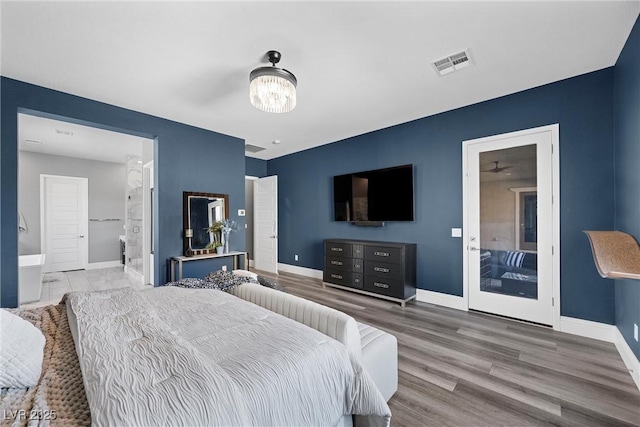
<box><xmin>254</xmin><ymin>270</ymin><xmax>640</xmax><ymax>427</ymax></box>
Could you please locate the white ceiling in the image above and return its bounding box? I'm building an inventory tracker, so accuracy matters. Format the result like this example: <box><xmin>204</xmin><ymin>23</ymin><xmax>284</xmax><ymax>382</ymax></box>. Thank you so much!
<box><xmin>2</xmin><ymin>1</ymin><xmax>638</xmax><ymax>160</ymax></box>
<box><xmin>18</xmin><ymin>113</ymin><xmax>150</xmax><ymax>164</ymax></box>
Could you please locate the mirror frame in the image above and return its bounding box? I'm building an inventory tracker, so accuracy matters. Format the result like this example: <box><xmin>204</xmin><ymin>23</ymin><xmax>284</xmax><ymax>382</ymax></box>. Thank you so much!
<box><xmin>183</xmin><ymin>191</ymin><xmax>229</xmax><ymax>256</ymax></box>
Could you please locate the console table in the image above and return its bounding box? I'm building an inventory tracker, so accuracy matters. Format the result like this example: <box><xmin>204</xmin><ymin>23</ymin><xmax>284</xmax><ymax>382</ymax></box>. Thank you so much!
<box><xmin>169</xmin><ymin>251</ymin><xmax>248</xmax><ymax>281</ymax></box>
<box><xmin>323</xmin><ymin>239</ymin><xmax>417</xmax><ymax>307</ymax></box>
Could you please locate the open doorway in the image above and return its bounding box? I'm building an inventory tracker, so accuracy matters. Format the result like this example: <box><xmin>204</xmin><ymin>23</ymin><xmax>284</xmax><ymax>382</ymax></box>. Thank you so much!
<box><xmin>17</xmin><ymin>112</ymin><xmax>154</xmax><ymax>307</ymax></box>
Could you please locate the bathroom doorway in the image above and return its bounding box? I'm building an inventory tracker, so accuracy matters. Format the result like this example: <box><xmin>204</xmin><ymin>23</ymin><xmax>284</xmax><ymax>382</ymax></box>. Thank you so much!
<box><xmin>17</xmin><ymin>112</ymin><xmax>155</xmax><ymax>306</ymax></box>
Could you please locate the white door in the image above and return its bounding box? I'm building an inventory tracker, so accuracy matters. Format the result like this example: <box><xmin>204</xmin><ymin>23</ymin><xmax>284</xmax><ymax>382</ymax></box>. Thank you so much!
<box><xmin>254</xmin><ymin>175</ymin><xmax>278</xmax><ymax>274</ymax></box>
<box><xmin>41</xmin><ymin>175</ymin><xmax>88</xmax><ymax>273</ymax></box>
<box><xmin>464</xmin><ymin>125</ymin><xmax>558</xmax><ymax>326</ymax></box>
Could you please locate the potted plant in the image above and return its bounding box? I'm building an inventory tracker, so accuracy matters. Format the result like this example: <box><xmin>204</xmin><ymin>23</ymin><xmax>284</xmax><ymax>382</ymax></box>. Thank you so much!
<box><xmin>205</xmin><ymin>240</ymin><xmax>225</xmax><ymax>254</ymax></box>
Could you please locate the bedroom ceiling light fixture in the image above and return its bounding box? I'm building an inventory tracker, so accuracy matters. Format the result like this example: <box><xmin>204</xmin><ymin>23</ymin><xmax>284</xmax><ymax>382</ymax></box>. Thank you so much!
<box><xmin>250</xmin><ymin>50</ymin><xmax>297</xmax><ymax>113</ymax></box>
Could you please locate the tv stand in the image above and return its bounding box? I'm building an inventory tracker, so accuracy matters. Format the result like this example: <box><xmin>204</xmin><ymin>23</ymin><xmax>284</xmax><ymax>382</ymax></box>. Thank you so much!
<box><xmin>323</xmin><ymin>239</ymin><xmax>416</xmax><ymax>307</ymax></box>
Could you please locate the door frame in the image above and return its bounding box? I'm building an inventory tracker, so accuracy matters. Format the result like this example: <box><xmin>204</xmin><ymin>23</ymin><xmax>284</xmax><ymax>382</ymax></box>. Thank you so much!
<box><xmin>40</xmin><ymin>174</ymin><xmax>89</xmax><ymax>273</ymax></box>
<box><xmin>462</xmin><ymin>124</ymin><xmax>560</xmax><ymax>330</ymax></box>
<box><xmin>143</xmin><ymin>161</ymin><xmax>154</xmax><ymax>286</ymax></box>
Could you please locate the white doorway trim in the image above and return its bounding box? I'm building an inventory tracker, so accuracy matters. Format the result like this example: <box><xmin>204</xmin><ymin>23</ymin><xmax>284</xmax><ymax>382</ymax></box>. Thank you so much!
<box><xmin>462</xmin><ymin>124</ymin><xmax>560</xmax><ymax>330</ymax></box>
<box><xmin>143</xmin><ymin>161</ymin><xmax>154</xmax><ymax>286</ymax></box>
<box><xmin>40</xmin><ymin>174</ymin><xmax>89</xmax><ymax>273</ymax></box>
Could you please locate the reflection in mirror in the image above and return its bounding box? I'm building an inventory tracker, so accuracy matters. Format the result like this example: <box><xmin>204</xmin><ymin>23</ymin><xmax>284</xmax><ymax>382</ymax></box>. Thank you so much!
<box><xmin>183</xmin><ymin>192</ymin><xmax>229</xmax><ymax>256</ymax></box>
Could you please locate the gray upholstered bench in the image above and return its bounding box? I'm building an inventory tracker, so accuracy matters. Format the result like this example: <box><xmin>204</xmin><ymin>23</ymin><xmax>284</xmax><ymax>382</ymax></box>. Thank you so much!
<box><xmin>229</xmin><ymin>277</ymin><xmax>398</xmax><ymax>401</ymax></box>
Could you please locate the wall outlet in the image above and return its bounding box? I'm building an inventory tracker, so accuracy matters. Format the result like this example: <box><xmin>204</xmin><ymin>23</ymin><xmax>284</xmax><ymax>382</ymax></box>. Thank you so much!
<box><xmin>221</xmin><ymin>265</ymin><xmax>227</xmax><ymax>272</ymax></box>
<box><xmin>294</xmin><ymin>254</ymin><xmax>299</xmax><ymax>261</ymax></box>
<box><xmin>238</xmin><ymin>209</ymin><xmax>246</xmax><ymax>216</ymax></box>
<box><xmin>634</xmin><ymin>323</ymin><xmax>638</xmax><ymax>342</ymax></box>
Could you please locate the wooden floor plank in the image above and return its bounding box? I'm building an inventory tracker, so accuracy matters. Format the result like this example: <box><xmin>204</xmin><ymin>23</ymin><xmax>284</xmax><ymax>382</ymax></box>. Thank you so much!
<box><xmin>254</xmin><ymin>270</ymin><xmax>640</xmax><ymax>426</ymax></box>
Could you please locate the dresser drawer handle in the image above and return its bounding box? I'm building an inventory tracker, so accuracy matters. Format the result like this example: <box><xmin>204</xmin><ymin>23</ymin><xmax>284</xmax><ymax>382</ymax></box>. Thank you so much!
<box><xmin>373</xmin><ymin>282</ymin><xmax>389</xmax><ymax>289</ymax></box>
<box><xmin>373</xmin><ymin>267</ymin><xmax>390</xmax><ymax>273</ymax></box>
<box><xmin>331</xmin><ymin>260</ymin><xmax>343</xmax><ymax>266</ymax></box>
<box><xmin>374</xmin><ymin>251</ymin><xmax>390</xmax><ymax>257</ymax></box>
<box><xmin>354</xmin><ymin>264</ymin><xmax>361</xmax><ymax>269</ymax></box>
<box><xmin>331</xmin><ymin>274</ymin><xmax>343</xmax><ymax>280</ymax></box>
<box><xmin>331</xmin><ymin>247</ymin><xmax>344</xmax><ymax>252</ymax></box>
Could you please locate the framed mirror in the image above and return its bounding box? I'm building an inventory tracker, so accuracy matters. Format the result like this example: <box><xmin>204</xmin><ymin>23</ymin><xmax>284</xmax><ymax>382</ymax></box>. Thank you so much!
<box><xmin>183</xmin><ymin>191</ymin><xmax>229</xmax><ymax>256</ymax></box>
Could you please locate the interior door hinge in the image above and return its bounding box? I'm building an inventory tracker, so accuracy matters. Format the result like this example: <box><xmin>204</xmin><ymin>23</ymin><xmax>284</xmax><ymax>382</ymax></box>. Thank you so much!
<box><xmin>552</xmin><ymin>246</ymin><xmax>554</xmax><ymax>255</ymax></box>
<box><xmin>552</xmin><ymin>297</ymin><xmax>555</xmax><ymax>306</ymax></box>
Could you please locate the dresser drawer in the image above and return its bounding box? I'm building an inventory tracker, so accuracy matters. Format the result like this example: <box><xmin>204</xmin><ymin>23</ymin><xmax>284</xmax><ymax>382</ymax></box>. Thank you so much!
<box><xmin>364</xmin><ymin>245</ymin><xmax>402</xmax><ymax>264</ymax></box>
<box><xmin>325</xmin><ymin>242</ymin><xmax>352</xmax><ymax>257</ymax></box>
<box><xmin>323</xmin><ymin>270</ymin><xmax>363</xmax><ymax>289</ymax></box>
<box><xmin>363</xmin><ymin>276</ymin><xmax>404</xmax><ymax>298</ymax></box>
<box><xmin>364</xmin><ymin>260</ymin><xmax>402</xmax><ymax>280</ymax></box>
<box><xmin>325</xmin><ymin>256</ymin><xmax>363</xmax><ymax>273</ymax></box>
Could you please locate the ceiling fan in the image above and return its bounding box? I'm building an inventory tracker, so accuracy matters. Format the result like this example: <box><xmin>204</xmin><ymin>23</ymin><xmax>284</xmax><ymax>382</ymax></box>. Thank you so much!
<box><xmin>481</xmin><ymin>161</ymin><xmax>513</xmax><ymax>173</ymax></box>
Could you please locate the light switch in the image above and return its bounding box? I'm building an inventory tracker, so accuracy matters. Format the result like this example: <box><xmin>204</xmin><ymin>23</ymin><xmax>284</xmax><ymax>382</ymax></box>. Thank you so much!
<box><xmin>451</xmin><ymin>228</ymin><xmax>462</xmax><ymax>238</ymax></box>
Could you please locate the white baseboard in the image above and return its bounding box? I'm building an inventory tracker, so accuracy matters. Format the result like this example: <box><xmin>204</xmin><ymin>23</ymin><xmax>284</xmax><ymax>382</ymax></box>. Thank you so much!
<box><xmin>559</xmin><ymin>316</ymin><xmax>616</xmax><ymax>342</ymax></box>
<box><xmin>124</xmin><ymin>266</ymin><xmax>144</xmax><ymax>283</ymax></box>
<box><xmin>276</xmin><ymin>263</ymin><xmax>323</xmax><ymax>280</ymax></box>
<box><xmin>415</xmin><ymin>289</ymin><xmax>468</xmax><ymax>311</ymax></box>
<box><xmin>614</xmin><ymin>327</ymin><xmax>640</xmax><ymax>391</ymax></box>
<box><xmin>86</xmin><ymin>261</ymin><xmax>122</xmax><ymax>270</ymax></box>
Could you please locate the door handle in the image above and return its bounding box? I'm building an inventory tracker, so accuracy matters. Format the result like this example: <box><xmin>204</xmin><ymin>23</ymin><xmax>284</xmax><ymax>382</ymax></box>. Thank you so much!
<box><xmin>79</xmin><ymin>235</ymin><xmax>85</xmax><ymax>238</ymax></box>
<box><xmin>469</xmin><ymin>247</ymin><xmax>479</xmax><ymax>251</ymax></box>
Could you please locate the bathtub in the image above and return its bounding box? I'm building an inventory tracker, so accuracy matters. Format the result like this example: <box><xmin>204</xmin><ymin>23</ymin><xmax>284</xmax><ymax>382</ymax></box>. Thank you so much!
<box><xmin>19</xmin><ymin>254</ymin><xmax>46</xmax><ymax>304</ymax></box>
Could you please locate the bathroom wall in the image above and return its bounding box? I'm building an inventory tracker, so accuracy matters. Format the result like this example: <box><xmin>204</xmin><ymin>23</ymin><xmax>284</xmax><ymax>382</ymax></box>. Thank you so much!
<box><xmin>18</xmin><ymin>151</ymin><xmax>126</xmax><ymax>264</ymax></box>
<box><xmin>125</xmin><ymin>156</ymin><xmax>143</xmax><ymax>277</ymax></box>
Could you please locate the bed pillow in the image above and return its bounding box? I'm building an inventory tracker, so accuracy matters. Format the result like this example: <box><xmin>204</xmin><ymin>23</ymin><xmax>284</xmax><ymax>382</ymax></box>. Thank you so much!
<box><xmin>232</xmin><ymin>269</ymin><xmax>259</xmax><ymax>280</ymax></box>
<box><xmin>0</xmin><ymin>309</ymin><xmax>45</xmax><ymax>388</ymax></box>
<box><xmin>257</xmin><ymin>275</ymin><xmax>287</xmax><ymax>292</ymax></box>
<box><xmin>205</xmin><ymin>270</ymin><xmax>258</xmax><ymax>291</ymax></box>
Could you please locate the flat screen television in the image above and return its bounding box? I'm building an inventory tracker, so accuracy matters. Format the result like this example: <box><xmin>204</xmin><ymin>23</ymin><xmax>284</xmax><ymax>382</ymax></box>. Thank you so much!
<box><xmin>333</xmin><ymin>164</ymin><xmax>414</xmax><ymax>222</ymax></box>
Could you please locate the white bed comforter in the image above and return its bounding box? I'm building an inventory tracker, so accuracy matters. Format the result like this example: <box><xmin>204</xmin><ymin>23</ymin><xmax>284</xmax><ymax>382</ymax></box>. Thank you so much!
<box><xmin>66</xmin><ymin>286</ymin><xmax>391</xmax><ymax>427</ymax></box>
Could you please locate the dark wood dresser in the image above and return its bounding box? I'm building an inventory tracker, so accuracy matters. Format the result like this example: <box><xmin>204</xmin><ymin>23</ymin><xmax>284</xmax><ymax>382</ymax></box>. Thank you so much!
<box><xmin>323</xmin><ymin>239</ymin><xmax>417</xmax><ymax>307</ymax></box>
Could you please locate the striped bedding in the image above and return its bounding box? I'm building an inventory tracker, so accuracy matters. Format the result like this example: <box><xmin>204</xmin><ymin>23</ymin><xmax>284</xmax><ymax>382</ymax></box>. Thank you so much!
<box><xmin>66</xmin><ymin>286</ymin><xmax>390</xmax><ymax>427</ymax></box>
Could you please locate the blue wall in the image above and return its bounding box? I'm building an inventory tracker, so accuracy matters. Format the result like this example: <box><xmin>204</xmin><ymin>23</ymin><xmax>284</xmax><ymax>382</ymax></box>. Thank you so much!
<box><xmin>1</xmin><ymin>77</ymin><xmax>246</xmax><ymax>307</ymax></box>
<box><xmin>614</xmin><ymin>16</ymin><xmax>640</xmax><ymax>359</ymax></box>
<box><xmin>245</xmin><ymin>156</ymin><xmax>268</xmax><ymax>177</ymax></box>
<box><xmin>269</xmin><ymin>69</ymin><xmax>616</xmax><ymax>324</ymax></box>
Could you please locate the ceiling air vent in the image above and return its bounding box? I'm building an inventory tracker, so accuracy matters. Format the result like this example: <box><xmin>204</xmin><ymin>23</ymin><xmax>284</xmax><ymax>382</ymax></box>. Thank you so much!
<box><xmin>245</xmin><ymin>144</ymin><xmax>266</xmax><ymax>153</ymax></box>
<box><xmin>432</xmin><ymin>50</ymin><xmax>473</xmax><ymax>76</ymax></box>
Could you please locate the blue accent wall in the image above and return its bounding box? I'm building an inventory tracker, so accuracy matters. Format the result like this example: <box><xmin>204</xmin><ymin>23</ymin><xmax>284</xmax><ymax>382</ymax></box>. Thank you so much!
<box><xmin>245</xmin><ymin>157</ymin><xmax>267</xmax><ymax>177</ymax></box>
<box><xmin>614</xmin><ymin>16</ymin><xmax>640</xmax><ymax>359</ymax></box>
<box><xmin>1</xmin><ymin>77</ymin><xmax>246</xmax><ymax>307</ymax></box>
<box><xmin>269</xmin><ymin>69</ymin><xmax>616</xmax><ymax>324</ymax></box>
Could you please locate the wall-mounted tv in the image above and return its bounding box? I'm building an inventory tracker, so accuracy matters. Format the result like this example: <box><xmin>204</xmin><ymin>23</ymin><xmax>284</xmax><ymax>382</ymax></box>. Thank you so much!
<box><xmin>333</xmin><ymin>164</ymin><xmax>414</xmax><ymax>222</ymax></box>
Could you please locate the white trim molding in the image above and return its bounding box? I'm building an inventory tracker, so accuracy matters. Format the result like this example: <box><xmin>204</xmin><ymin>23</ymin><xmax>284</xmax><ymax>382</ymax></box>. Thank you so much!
<box><xmin>559</xmin><ymin>316</ymin><xmax>616</xmax><ymax>342</ymax></box>
<box><xmin>277</xmin><ymin>263</ymin><xmax>323</xmax><ymax>280</ymax></box>
<box><xmin>416</xmin><ymin>289</ymin><xmax>468</xmax><ymax>311</ymax></box>
<box><xmin>614</xmin><ymin>328</ymin><xmax>640</xmax><ymax>391</ymax></box>
<box><xmin>86</xmin><ymin>261</ymin><xmax>122</xmax><ymax>270</ymax></box>
<box><xmin>124</xmin><ymin>265</ymin><xmax>144</xmax><ymax>283</ymax></box>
